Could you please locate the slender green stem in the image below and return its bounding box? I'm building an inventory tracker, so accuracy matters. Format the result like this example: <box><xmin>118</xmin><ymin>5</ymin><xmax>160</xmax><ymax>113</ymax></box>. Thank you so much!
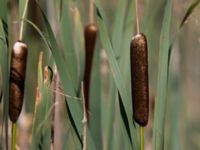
<box><xmin>135</xmin><ymin>0</ymin><xmax>140</xmax><ymax>34</ymax></box>
<box><xmin>19</xmin><ymin>0</ymin><xmax>29</xmax><ymax>40</ymax></box>
<box><xmin>81</xmin><ymin>82</ymin><xmax>87</xmax><ymax>150</ymax></box>
<box><xmin>139</xmin><ymin>126</ymin><xmax>144</xmax><ymax>150</ymax></box>
<box><xmin>11</xmin><ymin>123</ymin><xmax>16</xmax><ymax>150</ymax></box>
<box><xmin>89</xmin><ymin>0</ymin><xmax>94</xmax><ymax>24</ymax></box>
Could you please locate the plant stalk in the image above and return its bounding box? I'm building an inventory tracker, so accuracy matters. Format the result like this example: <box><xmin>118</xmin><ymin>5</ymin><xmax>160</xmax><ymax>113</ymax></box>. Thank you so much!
<box><xmin>135</xmin><ymin>0</ymin><xmax>140</xmax><ymax>34</ymax></box>
<box><xmin>19</xmin><ymin>0</ymin><xmax>29</xmax><ymax>40</ymax></box>
<box><xmin>89</xmin><ymin>0</ymin><xmax>94</xmax><ymax>24</ymax></box>
<box><xmin>11</xmin><ymin>123</ymin><xmax>16</xmax><ymax>150</ymax></box>
<box><xmin>140</xmin><ymin>126</ymin><xmax>144</xmax><ymax>150</ymax></box>
<box><xmin>81</xmin><ymin>82</ymin><xmax>87</xmax><ymax>150</ymax></box>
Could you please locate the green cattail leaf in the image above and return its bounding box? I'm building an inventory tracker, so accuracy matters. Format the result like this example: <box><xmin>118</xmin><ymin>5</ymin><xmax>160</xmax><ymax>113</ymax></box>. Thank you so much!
<box><xmin>24</xmin><ymin>18</ymin><xmax>84</xmax><ymax>149</ymax></box>
<box><xmin>52</xmin><ymin>0</ymin><xmax>63</xmax><ymax>21</ymax></box>
<box><xmin>60</xmin><ymin>1</ymin><xmax>79</xmax><ymax>92</ymax></box>
<box><xmin>119</xmin><ymin>0</ymin><xmax>134</xmax><ymax>109</ymax></box>
<box><xmin>0</xmin><ymin>0</ymin><xmax>8</xmax><ymax>45</ymax></box>
<box><xmin>111</xmin><ymin>0</ymin><xmax>127</xmax><ymax>57</ymax></box>
<box><xmin>89</xmin><ymin>37</ymin><xmax>102</xmax><ymax>149</ymax></box>
<box><xmin>152</xmin><ymin>0</ymin><xmax>172</xmax><ymax>149</ymax></box>
<box><xmin>71</xmin><ymin>4</ymin><xmax>85</xmax><ymax>92</ymax></box>
<box><xmin>0</xmin><ymin>0</ymin><xmax>7</xmax><ymax>22</ymax></box>
<box><xmin>105</xmin><ymin>0</ymin><xmax>134</xmax><ymax>149</ymax></box>
<box><xmin>59</xmin><ymin>0</ymin><xmax>63</xmax><ymax>21</ymax></box>
<box><xmin>180</xmin><ymin>0</ymin><xmax>200</xmax><ymax>28</ymax></box>
<box><xmin>104</xmin><ymin>78</ymin><xmax>117</xmax><ymax>150</ymax></box>
<box><xmin>31</xmin><ymin>61</ymin><xmax>52</xmax><ymax>149</ymax></box>
<box><xmin>94</xmin><ymin>0</ymin><xmax>139</xmax><ymax>149</ymax></box>
<box><xmin>26</xmin><ymin>4</ymin><xmax>96</xmax><ymax>149</ymax></box>
<box><xmin>167</xmin><ymin>0</ymin><xmax>200</xmax><ymax>68</ymax></box>
<box><xmin>0</xmin><ymin>19</ymin><xmax>9</xmax><ymax>150</ymax></box>
<box><xmin>118</xmin><ymin>1</ymin><xmax>137</xmax><ymax>147</ymax></box>
<box><xmin>167</xmin><ymin>70</ymin><xmax>181</xmax><ymax>150</ymax></box>
<box><xmin>141</xmin><ymin>0</ymin><xmax>167</xmax><ymax>92</ymax></box>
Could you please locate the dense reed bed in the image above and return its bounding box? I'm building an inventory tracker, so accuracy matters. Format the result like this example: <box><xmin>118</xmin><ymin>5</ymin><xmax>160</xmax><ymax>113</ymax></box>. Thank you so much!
<box><xmin>0</xmin><ymin>0</ymin><xmax>200</xmax><ymax>149</ymax></box>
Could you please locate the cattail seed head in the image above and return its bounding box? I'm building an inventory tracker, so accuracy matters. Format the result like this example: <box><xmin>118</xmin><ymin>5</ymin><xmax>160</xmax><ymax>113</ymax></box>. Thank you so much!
<box><xmin>130</xmin><ymin>33</ymin><xmax>149</xmax><ymax>126</ymax></box>
<box><xmin>83</xmin><ymin>23</ymin><xmax>97</xmax><ymax>118</ymax></box>
<box><xmin>9</xmin><ymin>41</ymin><xmax>28</xmax><ymax>123</ymax></box>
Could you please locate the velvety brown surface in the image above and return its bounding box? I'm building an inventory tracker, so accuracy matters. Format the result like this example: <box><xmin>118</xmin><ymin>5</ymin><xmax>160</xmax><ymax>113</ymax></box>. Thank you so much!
<box><xmin>9</xmin><ymin>41</ymin><xmax>27</xmax><ymax>123</ymax></box>
<box><xmin>130</xmin><ymin>33</ymin><xmax>149</xmax><ymax>126</ymax></box>
<box><xmin>83</xmin><ymin>24</ymin><xmax>97</xmax><ymax>119</ymax></box>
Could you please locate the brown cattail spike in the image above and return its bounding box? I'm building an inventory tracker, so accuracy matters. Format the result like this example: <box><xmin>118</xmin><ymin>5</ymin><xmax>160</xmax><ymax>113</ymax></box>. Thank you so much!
<box><xmin>130</xmin><ymin>33</ymin><xmax>149</xmax><ymax>126</ymax></box>
<box><xmin>9</xmin><ymin>41</ymin><xmax>28</xmax><ymax>123</ymax></box>
<box><xmin>83</xmin><ymin>24</ymin><xmax>97</xmax><ymax>119</ymax></box>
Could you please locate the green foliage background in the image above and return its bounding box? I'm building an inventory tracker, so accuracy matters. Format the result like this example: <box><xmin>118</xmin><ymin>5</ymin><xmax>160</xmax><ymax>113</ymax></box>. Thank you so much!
<box><xmin>0</xmin><ymin>0</ymin><xmax>200</xmax><ymax>149</ymax></box>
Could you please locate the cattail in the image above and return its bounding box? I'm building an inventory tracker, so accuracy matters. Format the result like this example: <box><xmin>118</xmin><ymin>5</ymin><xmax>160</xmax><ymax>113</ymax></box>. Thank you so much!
<box><xmin>9</xmin><ymin>41</ymin><xmax>28</xmax><ymax>123</ymax></box>
<box><xmin>130</xmin><ymin>33</ymin><xmax>149</xmax><ymax>126</ymax></box>
<box><xmin>83</xmin><ymin>24</ymin><xmax>97</xmax><ymax>118</ymax></box>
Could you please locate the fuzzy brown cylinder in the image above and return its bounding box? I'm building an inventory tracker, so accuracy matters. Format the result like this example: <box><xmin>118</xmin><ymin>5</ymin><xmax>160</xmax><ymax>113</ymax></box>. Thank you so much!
<box><xmin>9</xmin><ymin>41</ymin><xmax>28</xmax><ymax>123</ymax></box>
<box><xmin>130</xmin><ymin>33</ymin><xmax>149</xmax><ymax>126</ymax></box>
<box><xmin>83</xmin><ymin>24</ymin><xmax>97</xmax><ymax>119</ymax></box>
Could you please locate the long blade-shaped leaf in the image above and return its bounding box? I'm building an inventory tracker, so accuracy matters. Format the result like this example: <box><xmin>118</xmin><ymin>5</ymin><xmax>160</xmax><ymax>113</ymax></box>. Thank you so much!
<box><xmin>168</xmin><ymin>0</ymin><xmax>200</xmax><ymax>74</ymax></box>
<box><xmin>88</xmin><ymin>38</ymin><xmax>103</xmax><ymax>148</ymax></box>
<box><xmin>26</xmin><ymin>4</ymin><xmax>96</xmax><ymax>148</ymax></box>
<box><xmin>71</xmin><ymin>4</ymin><xmax>85</xmax><ymax>91</ymax></box>
<box><xmin>30</xmin><ymin>54</ymin><xmax>52</xmax><ymax>150</ymax></box>
<box><xmin>0</xmin><ymin>19</ymin><xmax>9</xmax><ymax>150</ymax></box>
<box><xmin>60</xmin><ymin>1</ymin><xmax>79</xmax><ymax>92</ymax></box>
<box><xmin>105</xmin><ymin>0</ymin><xmax>126</xmax><ymax>148</ymax></box>
<box><xmin>111</xmin><ymin>0</ymin><xmax>127</xmax><ymax>56</ymax></box>
<box><xmin>152</xmin><ymin>0</ymin><xmax>172</xmax><ymax>149</ymax></box>
<box><xmin>0</xmin><ymin>0</ymin><xmax>8</xmax><ymax>44</ymax></box>
<box><xmin>180</xmin><ymin>0</ymin><xmax>200</xmax><ymax>28</ymax></box>
<box><xmin>94</xmin><ymin>1</ymin><xmax>139</xmax><ymax>149</ymax></box>
<box><xmin>0</xmin><ymin>2</ymin><xmax>8</xmax><ymax>148</ymax></box>
<box><xmin>0</xmin><ymin>0</ymin><xmax>7</xmax><ymax>21</ymax></box>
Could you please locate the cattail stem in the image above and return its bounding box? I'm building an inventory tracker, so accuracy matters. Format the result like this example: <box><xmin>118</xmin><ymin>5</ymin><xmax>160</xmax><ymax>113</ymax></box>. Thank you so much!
<box><xmin>11</xmin><ymin>123</ymin><xmax>16</xmax><ymax>150</ymax></box>
<box><xmin>139</xmin><ymin>126</ymin><xmax>144</xmax><ymax>150</ymax></box>
<box><xmin>135</xmin><ymin>0</ymin><xmax>140</xmax><ymax>34</ymax></box>
<box><xmin>81</xmin><ymin>82</ymin><xmax>87</xmax><ymax>150</ymax></box>
<box><xmin>89</xmin><ymin>0</ymin><xmax>94</xmax><ymax>24</ymax></box>
<box><xmin>19</xmin><ymin>0</ymin><xmax>29</xmax><ymax>40</ymax></box>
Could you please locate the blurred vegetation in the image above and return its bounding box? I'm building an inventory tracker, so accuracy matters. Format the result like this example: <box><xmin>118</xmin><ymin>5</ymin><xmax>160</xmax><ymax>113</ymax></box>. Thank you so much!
<box><xmin>0</xmin><ymin>0</ymin><xmax>200</xmax><ymax>149</ymax></box>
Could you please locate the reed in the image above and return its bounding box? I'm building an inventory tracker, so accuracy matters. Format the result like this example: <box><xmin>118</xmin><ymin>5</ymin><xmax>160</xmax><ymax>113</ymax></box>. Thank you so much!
<box><xmin>0</xmin><ymin>0</ymin><xmax>198</xmax><ymax>149</ymax></box>
<box><xmin>9</xmin><ymin>41</ymin><xmax>28</xmax><ymax>150</ymax></box>
<box><xmin>83</xmin><ymin>23</ymin><xmax>97</xmax><ymax>119</ymax></box>
<box><xmin>9</xmin><ymin>41</ymin><xmax>28</xmax><ymax>123</ymax></box>
<box><xmin>130</xmin><ymin>33</ymin><xmax>149</xmax><ymax>127</ymax></box>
